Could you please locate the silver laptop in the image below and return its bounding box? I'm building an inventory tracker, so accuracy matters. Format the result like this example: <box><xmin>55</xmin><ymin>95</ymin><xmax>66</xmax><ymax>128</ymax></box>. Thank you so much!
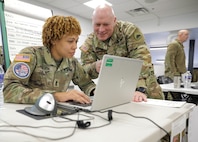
<box><xmin>58</xmin><ymin>55</ymin><xmax>143</xmax><ymax>111</ymax></box>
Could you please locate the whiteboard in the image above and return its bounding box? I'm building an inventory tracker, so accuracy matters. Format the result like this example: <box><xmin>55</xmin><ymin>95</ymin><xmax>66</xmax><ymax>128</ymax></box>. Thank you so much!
<box><xmin>4</xmin><ymin>0</ymin><xmax>52</xmax><ymax>62</ymax></box>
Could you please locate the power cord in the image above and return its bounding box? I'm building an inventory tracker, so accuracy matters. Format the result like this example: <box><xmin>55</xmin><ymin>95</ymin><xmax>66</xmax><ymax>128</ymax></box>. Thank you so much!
<box><xmin>55</xmin><ymin>111</ymin><xmax>95</xmax><ymax>129</ymax></box>
<box><xmin>0</xmin><ymin>110</ymin><xmax>112</xmax><ymax>140</ymax></box>
<box><xmin>54</xmin><ymin>113</ymin><xmax>95</xmax><ymax>122</ymax></box>
<box><xmin>86</xmin><ymin>109</ymin><xmax>170</xmax><ymax>137</ymax></box>
<box><xmin>0</xmin><ymin>123</ymin><xmax>77</xmax><ymax>141</ymax></box>
<box><xmin>111</xmin><ymin>110</ymin><xmax>170</xmax><ymax>137</ymax></box>
<box><xmin>55</xmin><ymin>109</ymin><xmax>112</xmax><ymax>129</ymax></box>
<box><xmin>0</xmin><ymin>109</ymin><xmax>170</xmax><ymax>140</ymax></box>
<box><xmin>83</xmin><ymin>111</ymin><xmax>112</xmax><ymax>129</ymax></box>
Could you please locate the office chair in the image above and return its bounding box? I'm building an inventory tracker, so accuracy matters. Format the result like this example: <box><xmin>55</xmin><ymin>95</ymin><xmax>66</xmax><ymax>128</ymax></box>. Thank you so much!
<box><xmin>157</xmin><ymin>75</ymin><xmax>173</xmax><ymax>100</ymax></box>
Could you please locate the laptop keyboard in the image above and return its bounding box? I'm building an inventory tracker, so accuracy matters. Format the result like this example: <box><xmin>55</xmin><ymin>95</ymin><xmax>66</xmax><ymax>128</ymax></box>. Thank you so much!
<box><xmin>67</xmin><ymin>100</ymin><xmax>92</xmax><ymax>107</ymax></box>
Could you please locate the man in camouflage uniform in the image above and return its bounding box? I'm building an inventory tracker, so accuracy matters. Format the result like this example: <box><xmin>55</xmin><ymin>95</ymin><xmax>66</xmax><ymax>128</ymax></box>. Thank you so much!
<box><xmin>165</xmin><ymin>30</ymin><xmax>189</xmax><ymax>80</ymax></box>
<box><xmin>80</xmin><ymin>4</ymin><xmax>164</xmax><ymax>101</ymax></box>
<box><xmin>3</xmin><ymin>16</ymin><xmax>95</xmax><ymax>104</ymax></box>
<box><xmin>164</xmin><ymin>29</ymin><xmax>189</xmax><ymax>101</ymax></box>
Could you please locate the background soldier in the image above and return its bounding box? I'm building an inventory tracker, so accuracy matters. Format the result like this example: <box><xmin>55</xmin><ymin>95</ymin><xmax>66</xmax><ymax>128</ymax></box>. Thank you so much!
<box><xmin>164</xmin><ymin>29</ymin><xmax>189</xmax><ymax>101</ymax></box>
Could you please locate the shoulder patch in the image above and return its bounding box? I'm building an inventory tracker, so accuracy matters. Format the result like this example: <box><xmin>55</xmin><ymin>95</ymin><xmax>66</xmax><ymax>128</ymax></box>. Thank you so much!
<box><xmin>80</xmin><ymin>45</ymin><xmax>89</xmax><ymax>52</ymax></box>
<box><xmin>14</xmin><ymin>54</ymin><xmax>31</xmax><ymax>62</ymax></box>
<box><xmin>134</xmin><ymin>32</ymin><xmax>143</xmax><ymax>41</ymax></box>
<box><xmin>13</xmin><ymin>62</ymin><xmax>30</xmax><ymax>79</ymax></box>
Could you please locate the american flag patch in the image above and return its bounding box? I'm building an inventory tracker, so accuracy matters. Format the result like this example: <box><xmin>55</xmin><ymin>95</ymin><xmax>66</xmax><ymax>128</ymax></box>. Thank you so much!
<box><xmin>80</xmin><ymin>45</ymin><xmax>89</xmax><ymax>52</ymax></box>
<box><xmin>14</xmin><ymin>54</ymin><xmax>30</xmax><ymax>62</ymax></box>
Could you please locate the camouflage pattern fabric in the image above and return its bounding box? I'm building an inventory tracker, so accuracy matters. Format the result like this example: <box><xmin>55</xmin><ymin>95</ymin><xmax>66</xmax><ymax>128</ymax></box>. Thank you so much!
<box><xmin>80</xmin><ymin>21</ymin><xmax>164</xmax><ymax>99</ymax></box>
<box><xmin>0</xmin><ymin>47</ymin><xmax>4</xmax><ymax>66</ymax></box>
<box><xmin>3</xmin><ymin>46</ymin><xmax>96</xmax><ymax>104</ymax></box>
<box><xmin>164</xmin><ymin>39</ymin><xmax>187</xmax><ymax>80</ymax></box>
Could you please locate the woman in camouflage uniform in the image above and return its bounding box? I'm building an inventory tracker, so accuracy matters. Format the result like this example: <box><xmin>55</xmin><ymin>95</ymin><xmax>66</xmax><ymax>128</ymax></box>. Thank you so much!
<box><xmin>3</xmin><ymin>16</ymin><xmax>95</xmax><ymax>104</ymax></box>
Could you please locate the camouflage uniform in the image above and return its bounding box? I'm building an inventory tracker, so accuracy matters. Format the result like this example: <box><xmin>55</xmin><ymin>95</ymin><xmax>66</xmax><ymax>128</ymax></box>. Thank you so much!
<box><xmin>80</xmin><ymin>21</ymin><xmax>164</xmax><ymax>99</ymax></box>
<box><xmin>165</xmin><ymin>39</ymin><xmax>187</xmax><ymax>80</ymax></box>
<box><xmin>164</xmin><ymin>39</ymin><xmax>187</xmax><ymax>102</ymax></box>
<box><xmin>3</xmin><ymin>46</ymin><xmax>96</xmax><ymax>104</ymax></box>
<box><xmin>0</xmin><ymin>46</ymin><xmax>4</xmax><ymax>66</ymax></box>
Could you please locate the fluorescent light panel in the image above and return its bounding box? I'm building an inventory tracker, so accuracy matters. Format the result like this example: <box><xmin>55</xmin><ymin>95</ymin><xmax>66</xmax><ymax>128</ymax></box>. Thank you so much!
<box><xmin>155</xmin><ymin>60</ymin><xmax>165</xmax><ymax>63</ymax></box>
<box><xmin>84</xmin><ymin>0</ymin><xmax>112</xmax><ymax>9</ymax></box>
<box><xmin>150</xmin><ymin>47</ymin><xmax>167</xmax><ymax>50</ymax></box>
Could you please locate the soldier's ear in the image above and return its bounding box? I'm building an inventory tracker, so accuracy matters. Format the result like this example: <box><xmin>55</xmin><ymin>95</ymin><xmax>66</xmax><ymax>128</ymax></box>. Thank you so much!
<box><xmin>51</xmin><ymin>40</ymin><xmax>56</xmax><ymax>46</ymax></box>
<box><xmin>24</xmin><ymin>93</ymin><xmax>57</xmax><ymax>116</ymax></box>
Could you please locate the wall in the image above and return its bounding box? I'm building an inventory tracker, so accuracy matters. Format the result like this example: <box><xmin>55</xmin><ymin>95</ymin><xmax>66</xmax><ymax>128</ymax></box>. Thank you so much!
<box><xmin>135</xmin><ymin>12</ymin><xmax>198</xmax><ymax>34</ymax></box>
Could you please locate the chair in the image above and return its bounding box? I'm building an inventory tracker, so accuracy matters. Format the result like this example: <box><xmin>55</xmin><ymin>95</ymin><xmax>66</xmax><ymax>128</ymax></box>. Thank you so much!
<box><xmin>157</xmin><ymin>75</ymin><xmax>173</xmax><ymax>100</ymax></box>
<box><xmin>157</xmin><ymin>75</ymin><xmax>173</xmax><ymax>84</ymax></box>
<box><xmin>157</xmin><ymin>75</ymin><xmax>191</xmax><ymax>101</ymax></box>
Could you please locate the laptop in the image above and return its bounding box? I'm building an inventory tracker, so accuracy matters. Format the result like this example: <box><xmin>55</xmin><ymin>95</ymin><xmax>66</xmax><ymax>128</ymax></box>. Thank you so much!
<box><xmin>57</xmin><ymin>55</ymin><xmax>143</xmax><ymax>112</ymax></box>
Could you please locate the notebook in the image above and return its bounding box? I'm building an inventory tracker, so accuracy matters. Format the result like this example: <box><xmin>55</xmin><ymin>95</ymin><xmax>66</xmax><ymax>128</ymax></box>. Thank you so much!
<box><xmin>57</xmin><ymin>55</ymin><xmax>143</xmax><ymax>111</ymax></box>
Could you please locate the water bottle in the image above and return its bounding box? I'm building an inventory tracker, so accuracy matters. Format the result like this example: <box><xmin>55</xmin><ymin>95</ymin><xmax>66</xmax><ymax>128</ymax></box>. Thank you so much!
<box><xmin>0</xmin><ymin>65</ymin><xmax>4</xmax><ymax>108</ymax></box>
<box><xmin>184</xmin><ymin>71</ymin><xmax>192</xmax><ymax>88</ymax></box>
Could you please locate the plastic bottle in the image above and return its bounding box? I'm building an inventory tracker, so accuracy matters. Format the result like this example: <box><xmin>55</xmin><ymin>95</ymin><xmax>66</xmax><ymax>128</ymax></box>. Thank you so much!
<box><xmin>0</xmin><ymin>65</ymin><xmax>4</xmax><ymax>108</ymax></box>
<box><xmin>184</xmin><ymin>71</ymin><xmax>192</xmax><ymax>88</ymax></box>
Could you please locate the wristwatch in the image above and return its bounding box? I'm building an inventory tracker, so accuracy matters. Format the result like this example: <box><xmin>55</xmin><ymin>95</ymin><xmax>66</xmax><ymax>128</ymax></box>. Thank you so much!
<box><xmin>135</xmin><ymin>87</ymin><xmax>146</xmax><ymax>94</ymax></box>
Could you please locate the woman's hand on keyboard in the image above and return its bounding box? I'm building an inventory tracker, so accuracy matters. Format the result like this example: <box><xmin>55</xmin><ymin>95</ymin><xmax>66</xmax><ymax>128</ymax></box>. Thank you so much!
<box><xmin>53</xmin><ymin>90</ymin><xmax>91</xmax><ymax>104</ymax></box>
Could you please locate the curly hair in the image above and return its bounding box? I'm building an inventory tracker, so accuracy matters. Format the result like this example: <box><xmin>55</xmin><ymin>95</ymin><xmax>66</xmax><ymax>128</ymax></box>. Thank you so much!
<box><xmin>42</xmin><ymin>15</ymin><xmax>81</xmax><ymax>48</ymax></box>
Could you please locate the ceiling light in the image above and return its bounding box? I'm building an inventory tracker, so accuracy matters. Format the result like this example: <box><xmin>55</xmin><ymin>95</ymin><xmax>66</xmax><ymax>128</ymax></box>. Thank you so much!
<box><xmin>150</xmin><ymin>47</ymin><xmax>167</xmax><ymax>50</ymax></box>
<box><xmin>84</xmin><ymin>0</ymin><xmax>112</xmax><ymax>9</ymax></box>
<box><xmin>144</xmin><ymin>0</ymin><xmax>158</xmax><ymax>3</ymax></box>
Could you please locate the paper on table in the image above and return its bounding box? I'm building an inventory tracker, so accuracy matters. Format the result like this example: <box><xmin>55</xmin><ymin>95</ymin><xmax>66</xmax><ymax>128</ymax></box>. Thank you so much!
<box><xmin>139</xmin><ymin>99</ymin><xmax>186</xmax><ymax>108</ymax></box>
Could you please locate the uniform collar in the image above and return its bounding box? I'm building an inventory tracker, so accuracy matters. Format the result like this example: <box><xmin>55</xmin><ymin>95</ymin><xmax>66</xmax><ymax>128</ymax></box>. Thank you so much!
<box><xmin>43</xmin><ymin>47</ymin><xmax>71</xmax><ymax>70</ymax></box>
<box><xmin>175</xmin><ymin>39</ymin><xmax>184</xmax><ymax>47</ymax></box>
<box><xmin>43</xmin><ymin>47</ymin><xmax>55</xmax><ymax>65</ymax></box>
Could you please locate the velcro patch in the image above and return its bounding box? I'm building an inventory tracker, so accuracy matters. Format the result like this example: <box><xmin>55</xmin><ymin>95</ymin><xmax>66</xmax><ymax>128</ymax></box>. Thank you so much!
<box><xmin>13</xmin><ymin>62</ymin><xmax>30</xmax><ymax>79</ymax></box>
<box><xmin>80</xmin><ymin>45</ymin><xmax>89</xmax><ymax>52</ymax></box>
<box><xmin>14</xmin><ymin>54</ymin><xmax>30</xmax><ymax>62</ymax></box>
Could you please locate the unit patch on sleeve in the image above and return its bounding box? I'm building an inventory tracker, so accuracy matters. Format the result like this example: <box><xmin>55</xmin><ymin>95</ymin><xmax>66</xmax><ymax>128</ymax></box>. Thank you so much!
<box><xmin>13</xmin><ymin>62</ymin><xmax>30</xmax><ymax>79</ymax></box>
<box><xmin>134</xmin><ymin>32</ymin><xmax>143</xmax><ymax>41</ymax></box>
